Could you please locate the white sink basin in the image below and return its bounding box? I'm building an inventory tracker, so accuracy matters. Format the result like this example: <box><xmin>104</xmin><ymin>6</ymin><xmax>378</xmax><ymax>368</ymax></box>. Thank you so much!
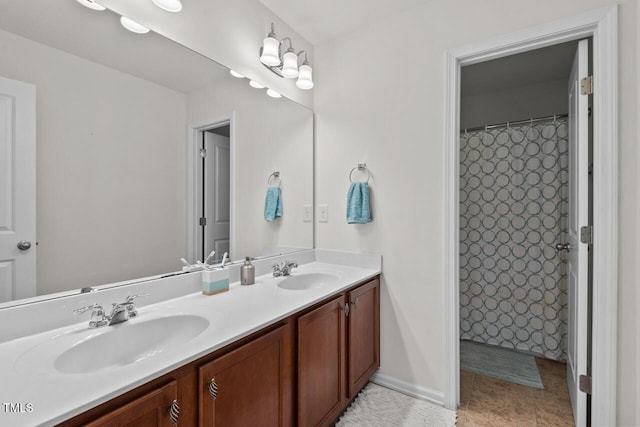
<box><xmin>15</xmin><ymin>314</ymin><xmax>209</xmax><ymax>374</ymax></box>
<box><xmin>277</xmin><ymin>272</ymin><xmax>339</xmax><ymax>290</ymax></box>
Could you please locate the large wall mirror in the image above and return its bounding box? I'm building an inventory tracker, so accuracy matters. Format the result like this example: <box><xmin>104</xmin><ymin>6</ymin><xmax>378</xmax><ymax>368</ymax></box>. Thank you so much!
<box><xmin>0</xmin><ymin>0</ymin><xmax>313</xmax><ymax>307</ymax></box>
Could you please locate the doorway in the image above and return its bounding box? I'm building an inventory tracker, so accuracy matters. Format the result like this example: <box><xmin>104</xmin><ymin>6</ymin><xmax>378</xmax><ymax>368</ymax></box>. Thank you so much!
<box><xmin>457</xmin><ymin>40</ymin><xmax>584</xmax><ymax>426</ymax></box>
<box><xmin>200</xmin><ymin>126</ymin><xmax>231</xmax><ymax>263</ymax></box>
<box><xmin>0</xmin><ymin>76</ymin><xmax>36</xmax><ymax>302</ymax></box>
<box><xmin>187</xmin><ymin>116</ymin><xmax>233</xmax><ymax>266</ymax></box>
<box><xmin>443</xmin><ymin>7</ymin><xmax>618</xmax><ymax>427</ymax></box>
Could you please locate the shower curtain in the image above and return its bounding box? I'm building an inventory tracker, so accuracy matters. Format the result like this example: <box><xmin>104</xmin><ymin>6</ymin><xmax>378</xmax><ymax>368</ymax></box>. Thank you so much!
<box><xmin>459</xmin><ymin>118</ymin><xmax>568</xmax><ymax>361</ymax></box>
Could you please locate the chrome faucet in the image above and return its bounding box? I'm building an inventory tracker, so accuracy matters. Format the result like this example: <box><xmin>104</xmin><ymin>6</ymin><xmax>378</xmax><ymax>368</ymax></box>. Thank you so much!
<box><xmin>272</xmin><ymin>260</ymin><xmax>298</xmax><ymax>277</ymax></box>
<box><xmin>74</xmin><ymin>293</ymin><xmax>147</xmax><ymax>328</ymax></box>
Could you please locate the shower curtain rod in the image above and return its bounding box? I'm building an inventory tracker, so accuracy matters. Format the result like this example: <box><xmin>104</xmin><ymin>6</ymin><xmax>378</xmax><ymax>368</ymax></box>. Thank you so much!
<box><xmin>461</xmin><ymin>113</ymin><xmax>569</xmax><ymax>133</ymax></box>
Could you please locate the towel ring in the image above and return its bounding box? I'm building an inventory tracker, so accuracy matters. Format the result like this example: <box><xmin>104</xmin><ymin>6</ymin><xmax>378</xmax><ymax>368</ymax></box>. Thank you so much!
<box><xmin>349</xmin><ymin>164</ymin><xmax>370</xmax><ymax>183</ymax></box>
<box><xmin>268</xmin><ymin>171</ymin><xmax>281</xmax><ymax>187</ymax></box>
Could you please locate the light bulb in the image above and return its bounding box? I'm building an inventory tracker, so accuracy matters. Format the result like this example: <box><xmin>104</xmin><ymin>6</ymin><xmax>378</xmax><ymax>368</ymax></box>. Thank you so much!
<box><xmin>296</xmin><ymin>64</ymin><xmax>314</xmax><ymax>90</ymax></box>
<box><xmin>281</xmin><ymin>51</ymin><xmax>299</xmax><ymax>79</ymax></box>
<box><xmin>120</xmin><ymin>16</ymin><xmax>150</xmax><ymax>34</ymax></box>
<box><xmin>249</xmin><ymin>80</ymin><xmax>265</xmax><ymax>89</ymax></box>
<box><xmin>152</xmin><ymin>0</ymin><xmax>183</xmax><ymax>12</ymax></box>
<box><xmin>229</xmin><ymin>70</ymin><xmax>245</xmax><ymax>78</ymax></box>
<box><xmin>266</xmin><ymin>89</ymin><xmax>282</xmax><ymax>98</ymax></box>
<box><xmin>260</xmin><ymin>37</ymin><xmax>281</xmax><ymax>66</ymax></box>
<box><xmin>76</xmin><ymin>0</ymin><xmax>106</xmax><ymax>11</ymax></box>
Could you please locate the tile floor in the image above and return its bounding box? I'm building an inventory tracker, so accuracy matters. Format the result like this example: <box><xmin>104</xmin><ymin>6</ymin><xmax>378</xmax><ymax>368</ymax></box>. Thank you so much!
<box><xmin>457</xmin><ymin>357</ymin><xmax>575</xmax><ymax>426</ymax></box>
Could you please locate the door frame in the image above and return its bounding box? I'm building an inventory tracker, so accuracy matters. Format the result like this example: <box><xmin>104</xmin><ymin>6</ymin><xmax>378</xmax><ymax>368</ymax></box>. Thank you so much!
<box><xmin>187</xmin><ymin>113</ymin><xmax>235</xmax><ymax>264</ymax></box>
<box><xmin>0</xmin><ymin>76</ymin><xmax>36</xmax><ymax>300</ymax></box>
<box><xmin>443</xmin><ymin>6</ymin><xmax>618</xmax><ymax>426</ymax></box>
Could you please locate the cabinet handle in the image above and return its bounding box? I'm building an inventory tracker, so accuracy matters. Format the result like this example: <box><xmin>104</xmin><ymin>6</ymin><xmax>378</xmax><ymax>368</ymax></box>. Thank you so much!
<box><xmin>209</xmin><ymin>378</ymin><xmax>218</xmax><ymax>400</ymax></box>
<box><xmin>342</xmin><ymin>303</ymin><xmax>350</xmax><ymax>317</ymax></box>
<box><xmin>168</xmin><ymin>399</ymin><xmax>180</xmax><ymax>425</ymax></box>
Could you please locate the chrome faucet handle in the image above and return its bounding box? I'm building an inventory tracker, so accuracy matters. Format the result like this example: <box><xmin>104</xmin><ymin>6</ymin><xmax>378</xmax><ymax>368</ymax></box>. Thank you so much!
<box><xmin>122</xmin><ymin>293</ymin><xmax>148</xmax><ymax>318</ymax></box>
<box><xmin>73</xmin><ymin>303</ymin><xmax>102</xmax><ymax>315</ymax></box>
<box><xmin>124</xmin><ymin>293</ymin><xmax>148</xmax><ymax>304</ymax></box>
<box><xmin>74</xmin><ymin>304</ymin><xmax>108</xmax><ymax>328</ymax></box>
<box><xmin>272</xmin><ymin>263</ymin><xmax>282</xmax><ymax>276</ymax></box>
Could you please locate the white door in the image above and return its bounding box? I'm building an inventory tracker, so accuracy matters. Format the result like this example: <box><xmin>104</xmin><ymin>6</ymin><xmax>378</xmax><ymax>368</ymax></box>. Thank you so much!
<box><xmin>0</xmin><ymin>76</ymin><xmax>36</xmax><ymax>302</ymax></box>
<box><xmin>566</xmin><ymin>39</ymin><xmax>589</xmax><ymax>427</ymax></box>
<box><xmin>203</xmin><ymin>130</ymin><xmax>230</xmax><ymax>263</ymax></box>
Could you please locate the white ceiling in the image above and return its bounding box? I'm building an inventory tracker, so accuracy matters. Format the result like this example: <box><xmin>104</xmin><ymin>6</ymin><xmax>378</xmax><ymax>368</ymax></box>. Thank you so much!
<box><xmin>259</xmin><ymin>0</ymin><xmax>432</xmax><ymax>45</ymax></box>
<box><xmin>462</xmin><ymin>41</ymin><xmax>578</xmax><ymax>97</ymax></box>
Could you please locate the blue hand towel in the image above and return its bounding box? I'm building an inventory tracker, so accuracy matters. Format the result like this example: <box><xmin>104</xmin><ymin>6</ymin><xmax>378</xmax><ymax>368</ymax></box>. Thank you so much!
<box><xmin>346</xmin><ymin>182</ymin><xmax>372</xmax><ymax>224</ymax></box>
<box><xmin>264</xmin><ymin>186</ymin><xmax>283</xmax><ymax>221</ymax></box>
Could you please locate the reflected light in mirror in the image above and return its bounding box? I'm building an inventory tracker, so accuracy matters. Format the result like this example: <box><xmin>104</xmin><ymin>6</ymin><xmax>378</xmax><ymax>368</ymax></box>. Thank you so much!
<box><xmin>229</xmin><ymin>70</ymin><xmax>245</xmax><ymax>78</ymax></box>
<box><xmin>266</xmin><ymin>88</ymin><xmax>282</xmax><ymax>98</ymax></box>
<box><xmin>120</xmin><ymin>16</ymin><xmax>150</xmax><ymax>34</ymax></box>
<box><xmin>249</xmin><ymin>80</ymin><xmax>265</xmax><ymax>89</ymax></box>
<box><xmin>76</xmin><ymin>0</ymin><xmax>106</xmax><ymax>11</ymax></box>
<box><xmin>151</xmin><ymin>0</ymin><xmax>183</xmax><ymax>13</ymax></box>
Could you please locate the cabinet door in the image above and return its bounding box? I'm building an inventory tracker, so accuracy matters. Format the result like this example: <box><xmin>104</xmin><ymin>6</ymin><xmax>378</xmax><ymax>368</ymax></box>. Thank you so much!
<box><xmin>347</xmin><ymin>278</ymin><xmax>380</xmax><ymax>398</ymax></box>
<box><xmin>297</xmin><ymin>295</ymin><xmax>347</xmax><ymax>427</ymax></box>
<box><xmin>85</xmin><ymin>381</ymin><xmax>178</xmax><ymax>427</ymax></box>
<box><xmin>199</xmin><ymin>324</ymin><xmax>292</xmax><ymax>427</ymax></box>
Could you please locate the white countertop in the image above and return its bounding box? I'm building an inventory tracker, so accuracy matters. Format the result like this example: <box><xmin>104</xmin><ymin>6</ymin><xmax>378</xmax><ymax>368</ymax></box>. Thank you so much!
<box><xmin>0</xmin><ymin>254</ymin><xmax>380</xmax><ymax>426</ymax></box>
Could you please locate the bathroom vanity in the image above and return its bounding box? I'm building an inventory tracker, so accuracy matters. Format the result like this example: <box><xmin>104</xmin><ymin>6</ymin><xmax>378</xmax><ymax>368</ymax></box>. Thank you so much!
<box><xmin>0</xmin><ymin>250</ymin><xmax>380</xmax><ymax>427</ymax></box>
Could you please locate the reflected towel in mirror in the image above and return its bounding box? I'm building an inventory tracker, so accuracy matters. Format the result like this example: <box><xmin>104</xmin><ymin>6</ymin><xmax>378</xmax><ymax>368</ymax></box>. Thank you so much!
<box><xmin>347</xmin><ymin>182</ymin><xmax>372</xmax><ymax>224</ymax></box>
<box><xmin>264</xmin><ymin>186</ymin><xmax>283</xmax><ymax>221</ymax></box>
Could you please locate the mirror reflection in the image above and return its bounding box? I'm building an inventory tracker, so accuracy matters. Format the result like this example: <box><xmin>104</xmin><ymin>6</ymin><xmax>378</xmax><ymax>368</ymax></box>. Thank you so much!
<box><xmin>0</xmin><ymin>0</ymin><xmax>313</xmax><ymax>306</ymax></box>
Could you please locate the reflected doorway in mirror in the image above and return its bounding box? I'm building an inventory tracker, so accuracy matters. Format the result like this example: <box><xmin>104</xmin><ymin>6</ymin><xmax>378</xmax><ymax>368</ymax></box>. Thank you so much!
<box><xmin>0</xmin><ymin>76</ymin><xmax>36</xmax><ymax>303</ymax></box>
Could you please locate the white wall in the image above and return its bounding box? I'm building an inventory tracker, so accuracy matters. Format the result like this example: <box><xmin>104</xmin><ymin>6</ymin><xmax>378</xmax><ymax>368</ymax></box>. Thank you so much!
<box><xmin>460</xmin><ymin>79</ymin><xmax>568</xmax><ymax>129</ymax></box>
<box><xmin>99</xmin><ymin>0</ymin><xmax>314</xmax><ymax>109</ymax></box>
<box><xmin>187</xmin><ymin>76</ymin><xmax>313</xmax><ymax>260</ymax></box>
<box><xmin>0</xmin><ymin>29</ymin><xmax>187</xmax><ymax>294</ymax></box>
<box><xmin>313</xmin><ymin>0</ymin><xmax>638</xmax><ymax>424</ymax></box>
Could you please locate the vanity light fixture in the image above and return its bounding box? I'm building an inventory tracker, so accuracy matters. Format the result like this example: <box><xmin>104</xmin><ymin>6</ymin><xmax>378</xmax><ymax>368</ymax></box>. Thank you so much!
<box><xmin>229</xmin><ymin>70</ymin><xmax>245</xmax><ymax>78</ymax></box>
<box><xmin>76</xmin><ymin>0</ymin><xmax>106</xmax><ymax>11</ymax></box>
<box><xmin>259</xmin><ymin>23</ymin><xmax>313</xmax><ymax>90</ymax></box>
<box><xmin>249</xmin><ymin>80</ymin><xmax>265</xmax><ymax>89</ymax></box>
<box><xmin>120</xmin><ymin>16</ymin><xmax>150</xmax><ymax>34</ymax></box>
<box><xmin>151</xmin><ymin>0</ymin><xmax>183</xmax><ymax>13</ymax></box>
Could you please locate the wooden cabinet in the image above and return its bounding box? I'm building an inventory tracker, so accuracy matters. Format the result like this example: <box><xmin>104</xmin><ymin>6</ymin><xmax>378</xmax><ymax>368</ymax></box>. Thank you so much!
<box><xmin>84</xmin><ymin>381</ymin><xmax>178</xmax><ymax>427</ymax></box>
<box><xmin>61</xmin><ymin>276</ymin><xmax>379</xmax><ymax>427</ymax></box>
<box><xmin>297</xmin><ymin>278</ymin><xmax>380</xmax><ymax>427</ymax></box>
<box><xmin>347</xmin><ymin>277</ymin><xmax>380</xmax><ymax>399</ymax></box>
<box><xmin>297</xmin><ymin>295</ymin><xmax>348</xmax><ymax>427</ymax></box>
<box><xmin>199</xmin><ymin>324</ymin><xmax>292</xmax><ymax>427</ymax></box>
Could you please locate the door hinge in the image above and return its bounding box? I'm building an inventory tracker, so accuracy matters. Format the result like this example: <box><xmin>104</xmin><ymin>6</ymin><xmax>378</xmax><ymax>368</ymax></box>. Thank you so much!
<box><xmin>579</xmin><ymin>374</ymin><xmax>592</xmax><ymax>395</ymax></box>
<box><xmin>580</xmin><ymin>75</ymin><xmax>593</xmax><ymax>95</ymax></box>
<box><xmin>199</xmin><ymin>148</ymin><xmax>207</xmax><ymax>158</ymax></box>
<box><xmin>580</xmin><ymin>226</ymin><xmax>593</xmax><ymax>245</ymax></box>
<box><xmin>199</xmin><ymin>217</ymin><xmax>207</xmax><ymax>226</ymax></box>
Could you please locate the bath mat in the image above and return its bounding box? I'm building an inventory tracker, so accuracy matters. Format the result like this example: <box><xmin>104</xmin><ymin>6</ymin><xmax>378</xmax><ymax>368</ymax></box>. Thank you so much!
<box><xmin>460</xmin><ymin>340</ymin><xmax>544</xmax><ymax>389</ymax></box>
<box><xmin>336</xmin><ymin>382</ymin><xmax>457</xmax><ymax>427</ymax></box>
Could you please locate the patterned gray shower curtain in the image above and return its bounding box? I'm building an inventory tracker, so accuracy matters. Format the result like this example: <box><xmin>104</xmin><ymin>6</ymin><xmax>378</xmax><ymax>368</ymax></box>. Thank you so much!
<box><xmin>459</xmin><ymin>118</ymin><xmax>568</xmax><ymax>361</ymax></box>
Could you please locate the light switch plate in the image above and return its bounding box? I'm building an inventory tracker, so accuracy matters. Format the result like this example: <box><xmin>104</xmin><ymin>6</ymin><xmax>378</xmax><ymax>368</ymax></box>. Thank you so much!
<box><xmin>303</xmin><ymin>204</ymin><xmax>312</xmax><ymax>222</ymax></box>
<box><xmin>318</xmin><ymin>204</ymin><xmax>328</xmax><ymax>222</ymax></box>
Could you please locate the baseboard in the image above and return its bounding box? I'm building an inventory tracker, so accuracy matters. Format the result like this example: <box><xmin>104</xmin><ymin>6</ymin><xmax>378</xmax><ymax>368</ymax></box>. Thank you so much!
<box><xmin>370</xmin><ymin>372</ymin><xmax>445</xmax><ymax>407</ymax></box>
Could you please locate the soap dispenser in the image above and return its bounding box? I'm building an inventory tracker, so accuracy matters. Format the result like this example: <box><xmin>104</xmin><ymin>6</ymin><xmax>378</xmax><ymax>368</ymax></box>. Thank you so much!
<box><xmin>241</xmin><ymin>257</ymin><xmax>255</xmax><ymax>285</ymax></box>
